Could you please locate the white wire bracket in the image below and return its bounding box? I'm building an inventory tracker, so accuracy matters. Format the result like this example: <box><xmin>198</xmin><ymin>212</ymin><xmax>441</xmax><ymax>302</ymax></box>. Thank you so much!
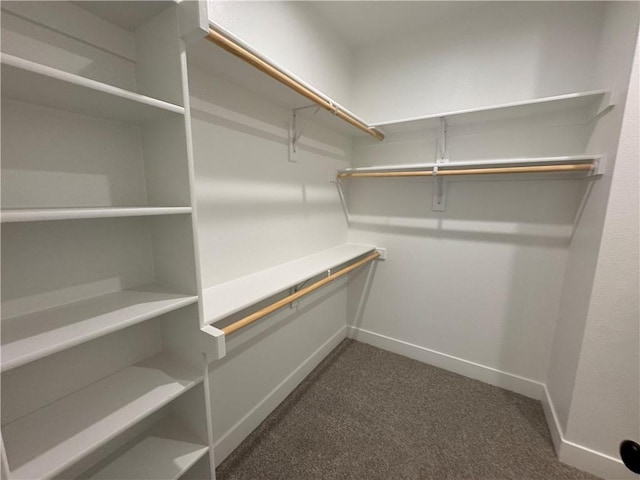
<box><xmin>289</xmin><ymin>105</ymin><xmax>321</xmax><ymax>162</ymax></box>
<box><xmin>432</xmin><ymin>117</ymin><xmax>449</xmax><ymax>212</ymax></box>
<box><xmin>289</xmin><ymin>278</ymin><xmax>311</xmax><ymax>309</ymax></box>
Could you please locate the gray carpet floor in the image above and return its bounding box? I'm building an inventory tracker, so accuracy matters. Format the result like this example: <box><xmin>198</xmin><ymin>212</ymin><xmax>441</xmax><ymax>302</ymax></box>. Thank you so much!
<box><xmin>216</xmin><ymin>339</ymin><xmax>601</xmax><ymax>480</ymax></box>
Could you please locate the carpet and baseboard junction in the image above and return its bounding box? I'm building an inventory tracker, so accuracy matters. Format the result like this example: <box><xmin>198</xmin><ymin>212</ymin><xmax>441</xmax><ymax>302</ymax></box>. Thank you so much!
<box><xmin>217</xmin><ymin>340</ymin><xmax>600</xmax><ymax>480</ymax></box>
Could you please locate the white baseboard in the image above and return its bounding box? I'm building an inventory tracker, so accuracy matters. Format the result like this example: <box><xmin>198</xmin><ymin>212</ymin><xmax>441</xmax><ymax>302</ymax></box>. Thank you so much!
<box><xmin>347</xmin><ymin>326</ymin><xmax>544</xmax><ymax>399</ymax></box>
<box><xmin>213</xmin><ymin>325</ymin><xmax>347</xmax><ymax>464</ymax></box>
<box><xmin>212</xmin><ymin>324</ymin><xmax>632</xmax><ymax>479</ymax></box>
<box><xmin>542</xmin><ymin>385</ymin><xmax>635</xmax><ymax>480</ymax></box>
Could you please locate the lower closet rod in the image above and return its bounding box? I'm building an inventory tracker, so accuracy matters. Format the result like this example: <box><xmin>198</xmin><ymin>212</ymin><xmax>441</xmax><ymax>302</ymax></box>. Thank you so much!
<box><xmin>222</xmin><ymin>251</ymin><xmax>381</xmax><ymax>336</ymax></box>
<box><xmin>338</xmin><ymin>163</ymin><xmax>593</xmax><ymax>178</ymax></box>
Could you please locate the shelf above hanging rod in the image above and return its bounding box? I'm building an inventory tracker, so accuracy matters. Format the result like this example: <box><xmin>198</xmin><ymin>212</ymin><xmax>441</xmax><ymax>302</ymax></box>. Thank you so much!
<box><xmin>337</xmin><ymin>155</ymin><xmax>602</xmax><ymax>179</ymax></box>
<box><xmin>204</xmin><ymin>24</ymin><xmax>384</xmax><ymax>141</ymax></box>
<box><xmin>221</xmin><ymin>250</ymin><xmax>381</xmax><ymax>336</ymax></box>
<box><xmin>373</xmin><ymin>90</ymin><xmax>611</xmax><ymax>133</ymax></box>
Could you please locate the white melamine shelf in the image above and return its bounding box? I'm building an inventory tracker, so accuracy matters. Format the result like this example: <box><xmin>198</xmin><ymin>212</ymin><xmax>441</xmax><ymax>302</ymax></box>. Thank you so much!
<box><xmin>2</xmin><ymin>354</ymin><xmax>203</xmax><ymax>480</ymax></box>
<box><xmin>1</xmin><ymin>54</ymin><xmax>185</xmax><ymax>124</ymax></box>
<box><xmin>375</xmin><ymin>90</ymin><xmax>610</xmax><ymax>134</ymax></box>
<box><xmin>1</xmin><ymin>286</ymin><xmax>198</xmax><ymax>372</ymax></box>
<box><xmin>187</xmin><ymin>36</ymin><xmax>376</xmax><ymax>138</ymax></box>
<box><xmin>1</xmin><ymin>207</ymin><xmax>192</xmax><ymax>223</ymax></box>
<box><xmin>339</xmin><ymin>155</ymin><xmax>601</xmax><ymax>174</ymax></box>
<box><xmin>202</xmin><ymin>243</ymin><xmax>377</xmax><ymax>325</ymax></box>
<box><xmin>88</xmin><ymin>416</ymin><xmax>208</xmax><ymax>480</ymax></box>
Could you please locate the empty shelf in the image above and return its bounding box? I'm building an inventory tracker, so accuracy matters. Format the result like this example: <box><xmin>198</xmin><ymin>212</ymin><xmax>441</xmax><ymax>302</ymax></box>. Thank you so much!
<box><xmin>1</xmin><ymin>207</ymin><xmax>192</xmax><ymax>223</ymax></box>
<box><xmin>187</xmin><ymin>35</ymin><xmax>379</xmax><ymax>139</ymax></box>
<box><xmin>202</xmin><ymin>243</ymin><xmax>376</xmax><ymax>325</ymax></box>
<box><xmin>1</xmin><ymin>54</ymin><xmax>184</xmax><ymax>125</ymax></box>
<box><xmin>88</xmin><ymin>416</ymin><xmax>208</xmax><ymax>480</ymax></box>
<box><xmin>2</xmin><ymin>354</ymin><xmax>203</xmax><ymax>480</ymax></box>
<box><xmin>1</xmin><ymin>286</ymin><xmax>198</xmax><ymax>371</ymax></box>
<box><xmin>375</xmin><ymin>90</ymin><xmax>610</xmax><ymax>133</ymax></box>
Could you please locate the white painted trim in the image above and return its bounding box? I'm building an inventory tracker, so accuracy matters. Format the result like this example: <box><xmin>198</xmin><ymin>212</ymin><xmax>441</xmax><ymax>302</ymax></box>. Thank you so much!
<box><xmin>347</xmin><ymin>326</ymin><xmax>543</xmax><ymax>399</ymax></box>
<box><xmin>212</xmin><ymin>326</ymin><xmax>348</xmax><ymax>464</ymax></box>
<box><xmin>542</xmin><ymin>386</ymin><xmax>634</xmax><ymax>480</ymax></box>
<box><xmin>541</xmin><ymin>384</ymin><xmax>564</xmax><ymax>454</ymax></box>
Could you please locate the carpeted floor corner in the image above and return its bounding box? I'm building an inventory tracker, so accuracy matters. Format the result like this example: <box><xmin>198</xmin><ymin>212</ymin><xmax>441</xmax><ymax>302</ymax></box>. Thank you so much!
<box><xmin>216</xmin><ymin>339</ymin><xmax>601</xmax><ymax>480</ymax></box>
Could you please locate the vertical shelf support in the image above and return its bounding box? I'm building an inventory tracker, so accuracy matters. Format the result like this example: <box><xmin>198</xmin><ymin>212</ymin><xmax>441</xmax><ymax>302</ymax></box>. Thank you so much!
<box><xmin>289</xmin><ymin>105</ymin><xmax>320</xmax><ymax>162</ymax></box>
<box><xmin>432</xmin><ymin>117</ymin><xmax>449</xmax><ymax>212</ymax></box>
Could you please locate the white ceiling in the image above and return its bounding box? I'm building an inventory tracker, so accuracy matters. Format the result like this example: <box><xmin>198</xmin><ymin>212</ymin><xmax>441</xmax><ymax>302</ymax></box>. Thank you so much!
<box><xmin>304</xmin><ymin>1</ymin><xmax>503</xmax><ymax>51</ymax></box>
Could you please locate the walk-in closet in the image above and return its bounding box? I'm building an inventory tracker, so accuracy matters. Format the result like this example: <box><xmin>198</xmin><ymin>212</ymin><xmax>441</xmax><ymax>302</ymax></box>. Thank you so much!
<box><xmin>1</xmin><ymin>2</ymin><xmax>638</xmax><ymax>479</ymax></box>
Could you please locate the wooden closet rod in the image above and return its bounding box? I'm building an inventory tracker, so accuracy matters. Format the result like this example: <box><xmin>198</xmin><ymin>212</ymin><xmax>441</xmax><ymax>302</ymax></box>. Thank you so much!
<box><xmin>206</xmin><ymin>28</ymin><xmax>384</xmax><ymax>141</ymax></box>
<box><xmin>338</xmin><ymin>163</ymin><xmax>594</xmax><ymax>178</ymax></box>
<box><xmin>222</xmin><ymin>251</ymin><xmax>381</xmax><ymax>336</ymax></box>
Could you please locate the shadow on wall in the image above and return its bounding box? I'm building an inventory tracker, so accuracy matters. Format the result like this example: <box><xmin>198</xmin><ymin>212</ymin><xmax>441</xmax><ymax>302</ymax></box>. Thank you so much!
<box><xmin>345</xmin><ymin>172</ymin><xmax>593</xmax><ymax>384</ymax></box>
<box><xmin>211</xmin><ymin>277</ymin><xmax>348</xmax><ymax>368</ymax></box>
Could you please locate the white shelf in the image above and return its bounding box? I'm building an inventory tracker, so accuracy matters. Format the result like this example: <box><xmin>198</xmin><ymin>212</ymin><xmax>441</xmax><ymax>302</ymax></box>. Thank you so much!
<box><xmin>1</xmin><ymin>286</ymin><xmax>198</xmax><ymax>372</ymax></box>
<box><xmin>1</xmin><ymin>207</ymin><xmax>192</xmax><ymax>223</ymax></box>
<box><xmin>88</xmin><ymin>416</ymin><xmax>209</xmax><ymax>480</ymax></box>
<box><xmin>186</xmin><ymin>34</ymin><xmax>376</xmax><ymax>138</ymax></box>
<box><xmin>202</xmin><ymin>243</ymin><xmax>377</xmax><ymax>325</ymax></box>
<box><xmin>1</xmin><ymin>54</ymin><xmax>185</xmax><ymax>125</ymax></box>
<box><xmin>2</xmin><ymin>354</ymin><xmax>203</xmax><ymax>480</ymax></box>
<box><xmin>339</xmin><ymin>155</ymin><xmax>601</xmax><ymax>174</ymax></box>
<box><xmin>374</xmin><ymin>90</ymin><xmax>610</xmax><ymax>133</ymax></box>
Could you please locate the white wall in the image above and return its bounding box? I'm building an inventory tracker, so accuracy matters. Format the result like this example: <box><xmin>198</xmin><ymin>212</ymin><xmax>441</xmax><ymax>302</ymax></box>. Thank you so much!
<box><xmin>544</xmin><ymin>5</ymin><xmax>639</xmax><ymax>477</ymax></box>
<box><xmin>191</xmin><ymin>2</ymin><xmax>639</xmax><ymax>477</ymax></box>
<box><xmin>345</xmin><ymin>4</ymin><xmax>639</xmax><ymax>478</ymax></box>
<box><xmin>346</xmin><ymin>1</ymin><xmax>610</xmax><ymax>393</ymax></box>
<box><xmin>351</xmin><ymin>2</ymin><xmax>605</xmax><ymax>122</ymax></box>
<box><xmin>188</xmin><ymin>31</ymin><xmax>351</xmax><ymax>461</ymax></box>
<box><xmin>546</xmin><ymin>1</ymin><xmax>640</xmax><ymax>439</ymax></box>
<box><xmin>207</xmin><ymin>0</ymin><xmax>353</xmax><ymax>108</ymax></box>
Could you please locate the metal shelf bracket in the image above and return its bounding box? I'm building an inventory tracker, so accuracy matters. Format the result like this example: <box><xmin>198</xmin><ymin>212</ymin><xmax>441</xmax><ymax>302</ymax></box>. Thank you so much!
<box><xmin>432</xmin><ymin>117</ymin><xmax>449</xmax><ymax>212</ymax></box>
<box><xmin>289</xmin><ymin>104</ymin><xmax>320</xmax><ymax>162</ymax></box>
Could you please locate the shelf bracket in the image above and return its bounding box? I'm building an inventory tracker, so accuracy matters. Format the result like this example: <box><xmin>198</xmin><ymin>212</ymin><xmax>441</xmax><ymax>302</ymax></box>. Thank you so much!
<box><xmin>432</xmin><ymin>117</ymin><xmax>449</xmax><ymax>212</ymax></box>
<box><xmin>332</xmin><ymin>174</ymin><xmax>351</xmax><ymax>226</ymax></box>
<box><xmin>290</xmin><ymin>278</ymin><xmax>311</xmax><ymax>309</ymax></box>
<box><xmin>289</xmin><ymin>105</ymin><xmax>321</xmax><ymax>162</ymax></box>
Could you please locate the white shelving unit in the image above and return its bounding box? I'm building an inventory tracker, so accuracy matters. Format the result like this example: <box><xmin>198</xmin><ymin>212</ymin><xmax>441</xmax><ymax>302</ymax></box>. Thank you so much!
<box><xmin>2</xmin><ymin>354</ymin><xmax>202</xmax><ymax>480</ymax></box>
<box><xmin>1</xmin><ymin>54</ymin><xmax>185</xmax><ymax>124</ymax></box>
<box><xmin>1</xmin><ymin>286</ymin><xmax>198</xmax><ymax>372</ymax></box>
<box><xmin>344</xmin><ymin>91</ymin><xmax>611</xmax><ymax>211</ymax></box>
<box><xmin>87</xmin><ymin>416</ymin><xmax>209</xmax><ymax>480</ymax></box>
<box><xmin>186</xmin><ymin>27</ymin><xmax>379</xmax><ymax>140</ymax></box>
<box><xmin>374</xmin><ymin>90</ymin><xmax>611</xmax><ymax>133</ymax></box>
<box><xmin>1</xmin><ymin>1</ymin><xmax>215</xmax><ymax>478</ymax></box>
<box><xmin>202</xmin><ymin>244</ymin><xmax>377</xmax><ymax>325</ymax></box>
<box><xmin>0</xmin><ymin>207</ymin><xmax>192</xmax><ymax>223</ymax></box>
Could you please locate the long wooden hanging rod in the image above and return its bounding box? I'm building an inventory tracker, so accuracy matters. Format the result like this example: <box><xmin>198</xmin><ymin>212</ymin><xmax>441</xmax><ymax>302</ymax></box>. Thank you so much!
<box><xmin>337</xmin><ymin>163</ymin><xmax>594</xmax><ymax>178</ymax></box>
<box><xmin>222</xmin><ymin>251</ymin><xmax>381</xmax><ymax>336</ymax></box>
<box><xmin>205</xmin><ymin>27</ymin><xmax>384</xmax><ymax>141</ymax></box>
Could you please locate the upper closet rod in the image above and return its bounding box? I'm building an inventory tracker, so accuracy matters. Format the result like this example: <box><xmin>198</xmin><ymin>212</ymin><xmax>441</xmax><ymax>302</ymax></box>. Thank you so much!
<box><xmin>205</xmin><ymin>25</ymin><xmax>385</xmax><ymax>141</ymax></box>
<box><xmin>222</xmin><ymin>251</ymin><xmax>381</xmax><ymax>336</ymax></box>
<box><xmin>338</xmin><ymin>163</ymin><xmax>594</xmax><ymax>178</ymax></box>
